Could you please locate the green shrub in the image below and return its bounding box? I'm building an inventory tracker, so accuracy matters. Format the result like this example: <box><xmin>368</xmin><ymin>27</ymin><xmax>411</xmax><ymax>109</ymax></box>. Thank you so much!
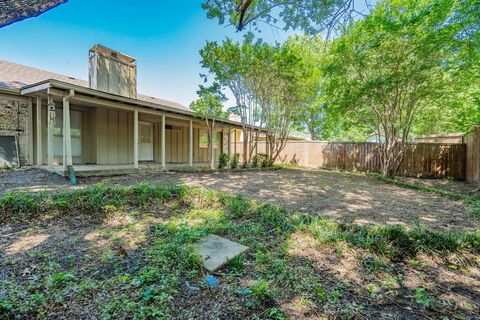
<box><xmin>250</xmin><ymin>280</ymin><xmax>275</xmax><ymax>306</ymax></box>
<box><xmin>258</xmin><ymin>203</ymin><xmax>293</xmax><ymax>232</ymax></box>
<box><xmin>218</xmin><ymin>152</ymin><xmax>229</xmax><ymax>169</ymax></box>
<box><xmin>219</xmin><ymin>194</ymin><xmax>250</xmax><ymax>217</ymax></box>
<box><xmin>252</xmin><ymin>154</ymin><xmax>259</xmax><ymax>168</ymax></box>
<box><xmin>252</xmin><ymin>153</ymin><xmax>269</xmax><ymax>168</ymax></box>
<box><xmin>230</xmin><ymin>153</ymin><xmax>240</xmax><ymax>169</ymax></box>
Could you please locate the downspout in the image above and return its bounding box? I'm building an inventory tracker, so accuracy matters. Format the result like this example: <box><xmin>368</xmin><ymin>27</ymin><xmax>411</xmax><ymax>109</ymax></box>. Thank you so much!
<box><xmin>63</xmin><ymin>89</ymin><xmax>76</xmax><ymax>186</ymax></box>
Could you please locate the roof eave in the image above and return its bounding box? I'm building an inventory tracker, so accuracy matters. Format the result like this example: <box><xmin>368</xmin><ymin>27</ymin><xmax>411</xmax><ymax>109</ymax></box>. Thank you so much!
<box><xmin>0</xmin><ymin>87</ymin><xmax>21</xmax><ymax>95</ymax></box>
<box><xmin>19</xmin><ymin>79</ymin><xmax>267</xmax><ymax>132</ymax></box>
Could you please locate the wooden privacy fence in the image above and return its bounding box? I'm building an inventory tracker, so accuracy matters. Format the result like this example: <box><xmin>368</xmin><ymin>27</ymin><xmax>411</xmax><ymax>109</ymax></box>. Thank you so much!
<box><xmin>233</xmin><ymin>141</ymin><xmax>467</xmax><ymax>179</ymax></box>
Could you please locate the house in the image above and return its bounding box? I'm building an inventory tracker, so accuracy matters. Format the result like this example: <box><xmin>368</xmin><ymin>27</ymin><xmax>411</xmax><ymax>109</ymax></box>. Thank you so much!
<box><xmin>0</xmin><ymin>44</ymin><xmax>260</xmax><ymax>175</ymax></box>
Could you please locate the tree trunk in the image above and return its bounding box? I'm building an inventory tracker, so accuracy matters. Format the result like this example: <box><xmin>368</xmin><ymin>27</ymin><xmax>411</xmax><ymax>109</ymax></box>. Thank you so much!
<box><xmin>379</xmin><ymin>142</ymin><xmax>405</xmax><ymax>178</ymax></box>
<box><xmin>309</xmin><ymin>128</ymin><xmax>316</xmax><ymax>141</ymax></box>
<box><xmin>210</xmin><ymin>124</ymin><xmax>215</xmax><ymax>170</ymax></box>
<box><xmin>242</xmin><ymin>129</ymin><xmax>249</xmax><ymax>167</ymax></box>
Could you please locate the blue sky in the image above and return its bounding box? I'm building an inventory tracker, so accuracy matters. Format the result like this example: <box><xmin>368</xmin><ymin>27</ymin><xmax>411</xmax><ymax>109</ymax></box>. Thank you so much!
<box><xmin>0</xmin><ymin>0</ymin><xmax>292</xmax><ymax>107</ymax></box>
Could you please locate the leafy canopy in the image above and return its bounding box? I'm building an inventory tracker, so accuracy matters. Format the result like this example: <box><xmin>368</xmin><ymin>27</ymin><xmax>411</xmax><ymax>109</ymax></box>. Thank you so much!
<box><xmin>202</xmin><ymin>0</ymin><xmax>374</xmax><ymax>36</ymax></box>
<box><xmin>190</xmin><ymin>82</ymin><xmax>228</xmax><ymax>121</ymax></box>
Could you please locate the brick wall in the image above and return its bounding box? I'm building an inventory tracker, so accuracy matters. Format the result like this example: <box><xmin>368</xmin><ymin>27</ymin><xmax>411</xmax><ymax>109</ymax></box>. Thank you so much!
<box><xmin>0</xmin><ymin>92</ymin><xmax>32</xmax><ymax>165</ymax></box>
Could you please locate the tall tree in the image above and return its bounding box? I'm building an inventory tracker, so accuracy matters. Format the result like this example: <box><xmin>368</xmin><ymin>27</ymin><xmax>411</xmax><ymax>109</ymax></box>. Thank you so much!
<box><xmin>199</xmin><ymin>37</ymin><xmax>266</xmax><ymax>166</ymax></box>
<box><xmin>324</xmin><ymin>0</ymin><xmax>455</xmax><ymax>177</ymax></box>
<box><xmin>288</xmin><ymin>35</ymin><xmax>327</xmax><ymax>141</ymax></box>
<box><xmin>190</xmin><ymin>83</ymin><xmax>229</xmax><ymax>169</ymax></box>
<box><xmin>249</xmin><ymin>38</ymin><xmax>314</xmax><ymax>164</ymax></box>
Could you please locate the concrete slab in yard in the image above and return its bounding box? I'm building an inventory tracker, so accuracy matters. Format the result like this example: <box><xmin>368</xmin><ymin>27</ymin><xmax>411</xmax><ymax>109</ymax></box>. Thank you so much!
<box><xmin>195</xmin><ymin>234</ymin><xmax>249</xmax><ymax>272</ymax></box>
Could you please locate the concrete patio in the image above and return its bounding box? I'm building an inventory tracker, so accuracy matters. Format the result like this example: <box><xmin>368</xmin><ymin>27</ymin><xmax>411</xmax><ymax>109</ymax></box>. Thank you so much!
<box><xmin>39</xmin><ymin>163</ymin><xmax>215</xmax><ymax>177</ymax></box>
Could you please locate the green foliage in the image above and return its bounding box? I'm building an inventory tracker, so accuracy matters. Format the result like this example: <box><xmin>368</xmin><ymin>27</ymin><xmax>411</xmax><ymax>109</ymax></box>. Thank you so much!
<box><xmin>49</xmin><ymin>273</ymin><xmax>76</xmax><ymax>287</ymax></box>
<box><xmin>415</xmin><ymin>287</ymin><xmax>431</xmax><ymax>308</ymax></box>
<box><xmin>203</xmin><ymin>0</ymin><xmax>480</xmax><ymax>144</ymax></box>
<box><xmin>323</xmin><ymin>0</ymin><xmax>459</xmax><ymax>176</ymax></box>
<box><xmin>249</xmin><ymin>280</ymin><xmax>274</xmax><ymax>305</ymax></box>
<box><xmin>258</xmin><ymin>204</ymin><xmax>293</xmax><ymax>232</ymax></box>
<box><xmin>219</xmin><ymin>194</ymin><xmax>250</xmax><ymax>217</ymax></box>
<box><xmin>199</xmin><ymin>36</ymin><xmax>315</xmax><ymax>165</ymax></box>
<box><xmin>301</xmin><ymin>219</ymin><xmax>480</xmax><ymax>260</ymax></box>
<box><xmin>288</xmin><ymin>35</ymin><xmax>328</xmax><ymax>140</ymax></box>
<box><xmin>190</xmin><ymin>82</ymin><xmax>228</xmax><ymax>168</ymax></box>
<box><xmin>202</xmin><ymin>0</ymin><xmax>371</xmax><ymax>34</ymax></box>
<box><xmin>1</xmin><ymin>180</ymin><xmax>479</xmax><ymax>318</ymax></box>
<box><xmin>218</xmin><ymin>152</ymin><xmax>229</xmax><ymax>169</ymax></box>
<box><xmin>0</xmin><ymin>183</ymin><xmax>188</xmax><ymax>224</ymax></box>
<box><xmin>252</xmin><ymin>153</ymin><xmax>269</xmax><ymax>168</ymax></box>
<box><xmin>190</xmin><ymin>82</ymin><xmax>228</xmax><ymax>121</ymax></box>
<box><xmin>230</xmin><ymin>153</ymin><xmax>240</xmax><ymax>169</ymax></box>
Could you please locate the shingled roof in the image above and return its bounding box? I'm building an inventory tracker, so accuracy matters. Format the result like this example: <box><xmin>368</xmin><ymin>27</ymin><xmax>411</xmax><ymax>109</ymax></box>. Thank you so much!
<box><xmin>0</xmin><ymin>59</ymin><xmax>190</xmax><ymax>111</ymax></box>
<box><xmin>0</xmin><ymin>0</ymin><xmax>67</xmax><ymax>28</ymax></box>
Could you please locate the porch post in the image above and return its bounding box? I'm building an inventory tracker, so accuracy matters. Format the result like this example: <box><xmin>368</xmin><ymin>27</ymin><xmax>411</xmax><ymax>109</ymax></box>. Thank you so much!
<box><xmin>227</xmin><ymin>126</ymin><xmax>231</xmax><ymax>158</ymax></box>
<box><xmin>234</xmin><ymin>129</ymin><xmax>237</xmax><ymax>154</ymax></box>
<box><xmin>188</xmin><ymin>119</ymin><xmax>193</xmax><ymax>167</ymax></box>
<box><xmin>47</xmin><ymin>95</ymin><xmax>55</xmax><ymax>170</ymax></box>
<box><xmin>265</xmin><ymin>132</ymin><xmax>269</xmax><ymax>158</ymax></box>
<box><xmin>255</xmin><ymin>130</ymin><xmax>258</xmax><ymax>156</ymax></box>
<box><xmin>161</xmin><ymin>115</ymin><xmax>166</xmax><ymax>169</ymax></box>
<box><xmin>36</xmin><ymin>97</ymin><xmax>43</xmax><ymax>165</ymax></box>
<box><xmin>133</xmin><ymin>109</ymin><xmax>139</xmax><ymax>169</ymax></box>
<box><xmin>62</xmin><ymin>90</ymin><xmax>74</xmax><ymax>171</ymax></box>
<box><xmin>210</xmin><ymin>125</ymin><xmax>215</xmax><ymax>169</ymax></box>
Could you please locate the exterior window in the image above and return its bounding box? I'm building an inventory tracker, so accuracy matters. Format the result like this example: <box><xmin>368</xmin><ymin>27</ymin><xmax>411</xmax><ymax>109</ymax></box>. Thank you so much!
<box><xmin>199</xmin><ymin>130</ymin><xmax>208</xmax><ymax>148</ymax></box>
<box><xmin>53</xmin><ymin>109</ymin><xmax>82</xmax><ymax>157</ymax></box>
<box><xmin>199</xmin><ymin>129</ymin><xmax>219</xmax><ymax>149</ymax></box>
<box><xmin>140</xmin><ymin>124</ymin><xmax>151</xmax><ymax>143</ymax></box>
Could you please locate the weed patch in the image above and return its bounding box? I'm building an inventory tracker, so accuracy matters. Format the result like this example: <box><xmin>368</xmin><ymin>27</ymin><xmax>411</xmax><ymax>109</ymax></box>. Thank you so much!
<box><xmin>1</xmin><ymin>181</ymin><xmax>479</xmax><ymax>319</ymax></box>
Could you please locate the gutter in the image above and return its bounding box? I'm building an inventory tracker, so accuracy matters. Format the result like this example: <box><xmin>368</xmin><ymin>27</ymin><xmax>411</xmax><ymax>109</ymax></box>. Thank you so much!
<box><xmin>0</xmin><ymin>87</ymin><xmax>21</xmax><ymax>95</ymax></box>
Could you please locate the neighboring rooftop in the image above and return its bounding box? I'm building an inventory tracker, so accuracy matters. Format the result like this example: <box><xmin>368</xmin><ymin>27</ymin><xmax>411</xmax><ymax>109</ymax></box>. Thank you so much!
<box><xmin>0</xmin><ymin>0</ymin><xmax>67</xmax><ymax>28</ymax></box>
<box><xmin>0</xmin><ymin>59</ymin><xmax>189</xmax><ymax>111</ymax></box>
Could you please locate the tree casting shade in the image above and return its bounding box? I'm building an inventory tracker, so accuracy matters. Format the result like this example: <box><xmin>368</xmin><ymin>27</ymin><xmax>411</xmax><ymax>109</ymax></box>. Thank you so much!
<box><xmin>0</xmin><ymin>0</ymin><xmax>67</xmax><ymax>28</ymax></box>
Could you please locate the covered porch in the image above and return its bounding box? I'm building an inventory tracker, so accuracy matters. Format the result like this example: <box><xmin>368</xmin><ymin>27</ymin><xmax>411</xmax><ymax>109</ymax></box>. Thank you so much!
<box><xmin>21</xmin><ymin>79</ymin><xmax>265</xmax><ymax>176</ymax></box>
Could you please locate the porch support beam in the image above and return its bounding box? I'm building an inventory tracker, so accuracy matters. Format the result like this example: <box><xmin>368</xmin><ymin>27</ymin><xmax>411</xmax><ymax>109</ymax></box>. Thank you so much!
<box><xmin>47</xmin><ymin>95</ymin><xmax>55</xmax><ymax>170</ymax></box>
<box><xmin>133</xmin><ymin>109</ymin><xmax>139</xmax><ymax>169</ymax></box>
<box><xmin>36</xmin><ymin>96</ymin><xmax>43</xmax><ymax>165</ymax></box>
<box><xmin>227</xmin><ymin>127</ymin><xmax>231</xmax><ymax>158</ymax></box>
<box><xmin>255</xmin><ymin>130</ymin><xmax>258</xmax><ymax>156</ymax></box>
<box><xmin>161</xmin><ymin>115</ymin><xmax>166</xmax><ymax>169</ymax></box>
<box><xmin>210</xmin><ymin>125</ymin><xmax>215</xmax><ymax>169</ymax></box>
<box><xmin>189</xmin><ymin>120</ymin><xmax>193</xmax><ymax>167</ymax></box>
<box><xmin>62</xmin><ymin>90</ymin><xmax>74</xmax><ymax>171</ymax></box>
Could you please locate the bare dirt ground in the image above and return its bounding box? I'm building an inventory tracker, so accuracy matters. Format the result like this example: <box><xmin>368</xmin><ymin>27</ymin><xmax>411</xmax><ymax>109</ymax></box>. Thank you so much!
<box><xmin>1</xmin><ymin>167</ymin><xmax>476</xmax><ymax>231</ymax></box>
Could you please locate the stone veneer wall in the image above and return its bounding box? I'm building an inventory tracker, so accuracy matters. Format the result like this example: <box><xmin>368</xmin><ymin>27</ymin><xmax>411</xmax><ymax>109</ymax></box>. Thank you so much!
<box><xmin>0</xmin><ymin>92</ymin><xmax>32</xmax><ymax>165</ymax></box>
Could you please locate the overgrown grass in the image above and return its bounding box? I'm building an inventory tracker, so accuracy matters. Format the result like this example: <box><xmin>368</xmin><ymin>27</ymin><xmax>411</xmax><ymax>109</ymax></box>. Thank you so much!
<box><xmin>2</xmin><ymin>183</ymin><xmax>478</xmax><ymax>259</ymax></box>
<box><xmin>371</xmin><ymin>173</ymin><xmax>480</xmax><ymax>218</ymax></box>
<box><xmin>0</xmin><ymin>183</ymin><xmax>189</xmax><ymax>224</ymax></box>
<box><xmin>1</xmin><ymin>182</ymin><xmax>479</xmax><ymax>318</ymax></box>
<box><xmin>273</xmin><ymin>163</ymin><xmax>301</xmax><ymax>169</ymax></box>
